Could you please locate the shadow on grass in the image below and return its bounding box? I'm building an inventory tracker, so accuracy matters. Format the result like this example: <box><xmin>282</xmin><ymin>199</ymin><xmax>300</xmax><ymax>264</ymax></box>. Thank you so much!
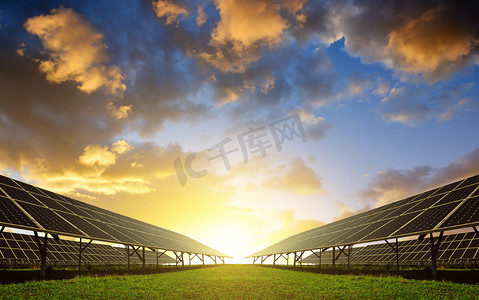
<box><xmin>256</xmin><ymin>264</ymin><xmax>479</xmax><ymax>284</ymax></box>
<box><xmin>0</xmin><ymin>265</ymin><xmax>220</xmax><ymax>284</ymax></box>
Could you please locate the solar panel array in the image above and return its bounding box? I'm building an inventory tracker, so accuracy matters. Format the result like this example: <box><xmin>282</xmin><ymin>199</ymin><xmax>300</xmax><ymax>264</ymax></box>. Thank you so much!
<box><xmin>301</xmin><ymin>231</ymin><xmax>479</xmax><ymax>266</ymax></box>
<box><xmin>0</xmin><ymin>232</ymin><xmax>175</xmax><ymax>265</ymax></box>
<box><xmin>0</xmin><ymin>175</ymin><xmax>228</xmax><ymax>257</ymax></box>
<box><xmin>249</xmin><ymin>174</ymin><xmax>479</xmax><ymax>257</ymax></box>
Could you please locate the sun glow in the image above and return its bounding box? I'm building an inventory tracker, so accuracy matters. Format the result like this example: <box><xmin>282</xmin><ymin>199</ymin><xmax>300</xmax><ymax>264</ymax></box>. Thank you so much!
<box><xmin>206</xmin><ymin>220</ymin><xmax>254</xmax><ymax>264</ymax></box>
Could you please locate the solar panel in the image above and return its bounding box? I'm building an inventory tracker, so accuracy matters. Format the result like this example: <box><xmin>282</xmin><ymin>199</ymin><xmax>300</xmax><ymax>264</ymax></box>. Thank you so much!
<box><xmin>0</xmin><ymin>184</ymin><xmax>43</xmax><ymax>206</ymax></box>
<box><xmin>33</xmin><ymin>193</ymin><xmax>73</xmax><ymax>213</ymax></box>
<box><xmin>0</xmin><ymin>232</ymin><xmax>176</xmax><ymax>265</ymax></box>
<box><xmin>302</xmin><ymin>231</ymin><xmax>479</xmax><ymax>266</ymax></box>
<box><xmin>0</xmin><ymin>174</ymin><xmax>229</xmax><ymax>258</ymax></box>
<box><xmin>439</xmin><ymin>196</ymin><xmax>479</xmax><ymax>229</ymax></box>
<box><xmin>457</xmin><ymin>174</ymin><xmax>479</xmax><ymax>188</ymax></box>
<box><xmin>0</xmin><ymin>175</ymin><xmax>20</xmax><ymax>187</ymax></box>
<box><xmin>0</xmin><ymin>196</ymin><xmax>39</xmax><ymax>230</ymax></box>
<box><xmin>394</xmin><ymin>202</ymin><xmax>458</xmax><ymax>236</ymax></box>
<box><xmin>14</xmin><ymin>202</ymin><xmax>83</xmax><ymax>236</ymax></box>
<box><xmin>248</xmin><ymin>174</ymin><xmax>479</xmax><ymax>257</ymax></box>
<box><xmin>11</xmin><ymin>180</ymin><xmax>44</xmax><ymax>195</ymax></box>
<box><xmin>55</xmin><ymin>211</ymin><xmax>117</xmax><ymax>242</ymax></box>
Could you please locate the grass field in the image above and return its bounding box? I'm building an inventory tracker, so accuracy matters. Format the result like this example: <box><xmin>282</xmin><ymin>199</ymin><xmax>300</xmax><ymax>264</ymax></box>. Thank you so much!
<box><xmin>1</xmin><ymin>265</ymin><xmax>478</xmax><ymax>299</ymax></box>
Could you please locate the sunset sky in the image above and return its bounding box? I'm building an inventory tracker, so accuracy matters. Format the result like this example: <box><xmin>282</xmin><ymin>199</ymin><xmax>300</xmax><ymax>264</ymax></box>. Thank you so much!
<box><xmin>1</xmin><ymin>0</ymin><xmax>479</xmax><ymax>262</ymax></box>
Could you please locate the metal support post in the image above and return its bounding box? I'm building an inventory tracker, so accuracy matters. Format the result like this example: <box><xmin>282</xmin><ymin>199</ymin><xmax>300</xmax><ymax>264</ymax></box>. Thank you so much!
<box><xmin>127</xmin><ymin>245</ymin><xmax>130</xmax><ymax>270</ymax></box>
<box><xmin>386</xmin><ymin>238</ymin><xmax>400</xmax><ymax>271</ymax></box>
<box><xmin>78</xmin><ymin>238</ymin><xmax>92</xmax><ymax>272</ymax></box>
<box><xmin>332</xmin><ymin>247</ymin><xmax>335</xmax><ymax>269</ymax></box>
<box><xmin>348</xmin><ymin>245</ymin><xmax>351</xmax><ymax>270</ymax></box>
<box><xmin>34</xmin><ymin>232</ymin><xmax>48</xmax><ymax>280</ymax></box>
<box><xmin>142</xmin><ymin>247</ymin><xmax>145</xmax><ymax>269</ymax></box>
<box><xmin>429</xmin><ymin>231</ymin><xmax>444</xmax><ymax>280</ymax></box>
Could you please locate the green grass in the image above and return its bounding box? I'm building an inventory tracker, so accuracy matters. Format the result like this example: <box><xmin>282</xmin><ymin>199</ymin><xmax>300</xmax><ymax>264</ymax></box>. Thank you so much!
<box><xmin>1</xmin><ymin>265</ymin><xmax>478</xmax><ymax>299</ymax></box>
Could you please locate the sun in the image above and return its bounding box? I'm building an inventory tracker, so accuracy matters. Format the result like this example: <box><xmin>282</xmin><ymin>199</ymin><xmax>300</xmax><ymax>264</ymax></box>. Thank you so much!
<box><xmin>207</xmin><ymin>219</ymin><xmax>254</xmax><ymax>264</ymax></box>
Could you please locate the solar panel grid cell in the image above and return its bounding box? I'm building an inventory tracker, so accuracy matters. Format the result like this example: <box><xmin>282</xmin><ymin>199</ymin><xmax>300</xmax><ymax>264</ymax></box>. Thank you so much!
<box><xmin>0</xmin><ymin>184</ymin><xmax>43</xmax><ymax>206</ymax></box>
<box><xmin>35</xmin><ymin>188</ymin><xmax>66</xmax><ymax>202</ymax></box>
<box><xmin>433</xmin><ymin>184</ymin><xmax>478</xmax><ymax>207</ymax></box>
<box><xmin>15</xmin><ymin>202</ymin><xmax>83</xmax><ymax>235</ymax></box>
<box><xmin>434</xmin><ymin>180</ymin><xmax>463</xmax><ymax>195</ymax></box>
<box><xmin>360</xmin><ymin>213</ymin><xmax>417</xmax><ymax>241</ymax></box>
<box><xmin>33</xmin><ymin>194</ymin><xmax>73</xmax><ymax>213</ymax></box>
<box><xmin>56</xmin><ymin>211</ymin><xmax>116</xmax><ymax>241</ymax></box>
<box><xmin>408</xmin><ymin>194</ymin><xmax>444</xmax><ymax>212</ymax></box>
<box><xmin>439</xmin><ymin>196</ymin><xmax>479</xmax><ymax>228</ymax></box>
<box><xmin>0</xmin><ymin>175</ymin><xmax>20</xmax><ymax>187</ymax></box>
<box><xmin>0</xmin><ymin>196</ymin><xmax>39</xmax><ymax>229</ymax></box>
<box><xmin>394</xmin><ymin>202</ymin><xmax>458</xmax><ymax>236</ymax></box>
<box><xmin>458</xmin><ymin>174</ymin><xmax>479</xmax><ymax>188</ymax></box>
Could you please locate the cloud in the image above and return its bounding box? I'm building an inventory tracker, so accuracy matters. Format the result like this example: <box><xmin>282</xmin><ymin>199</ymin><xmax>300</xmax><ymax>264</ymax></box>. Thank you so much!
<box><xmin>294</xmin><ymin>108</ymin><xmax>330</xmax><ymax>141</ymax></box>
<box><xmin>378</xmin><ymin>82</ymin><xmax>477</xmax><ymax>125</ymax></box>
<box><xmin>387</xmin><ymin>5</ymin><xmax>479</xmax><ymax>82</ymax></box>
<box><xmin>152</xmin><ymin>0</ymin><xmax>188</xmax><ymax>25</ymax></box>
<box><xmin>78</xmin><ymin>139</ymin><xmax>133</xmax><ymax>169</ymax></box>
<box><xmin>106</xmin><ymin>102</ymin><xmax>133</xmax><ymax>119</ymax></box>
<box><xmin>16</xmin><ymin>43</ymin><xmax>25</xmax><ymax>56</ymax></box>
<box><xmin>302</xmin><ymin>1</ymin><xmax>479</xmax><ymax>82</ymax></box>
<box><xmin>78</xmin><ymin>144</ymin><xmax>117</xmax><ymax>168</ymax></box>
<box><xmin>260</xmin><ymin>73</ymin><xmax>275</xmax><ymax>94</ymax></box>
<box><xmin>111</xmin><ymin>139</ymin><xmax>133</xmax><ymax>154</ymax></box>
<box><xmin>346</xmin><ymin>72</ymin><xmax>375</xmax><ymax>96</ymax></box>
<box><xmin>360</xmin><ymin>147</ymin><xmax>479</xmax><ymax>208</ymax></box>
<box><xmin>195</xmin><ymin>0</ymin><xmax>302</xmax><ymax>73</ymax></box>
<box><xmin>373</xmin><ymin>81</ymin><xmax>390</xmax><ymax>96</ymax></box>
<box><xmin>266</xmin><ymin>158</ymin><xmax>325</xmax><ymax>195</ymax></box>
<box><xmin>221</xmin><ymin>155</ymin><xmax>325</xmax><ymax>197</ymax></box>
<box><xmin>334</xmin><ymin>201</ymin><xmax>370</xmax><ymax>221</ymax></box>
<box><xmin>437</xmin><ymin>98</ymin><xmax>474</xmax><ymax>122</ymax></box>
<box><xmin>196</xmin><ymin>5</ymin><xmax>207</xmax><ymax>27</ymax></box>
<box><xmin>24</xmin><ymin>7</ymin><xmax>126</xmax><ymax>95</ymax></box>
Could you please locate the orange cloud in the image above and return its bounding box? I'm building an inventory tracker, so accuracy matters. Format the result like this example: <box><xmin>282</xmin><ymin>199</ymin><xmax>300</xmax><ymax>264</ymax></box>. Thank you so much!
<box><xmin>196</xmin><ymin>0</ymin><xmax>292</xmax><ymax>73</ymax></box>
<box><xmin>106</xmin><ymin>102</ymin><xmax>133</xmax><ymax>119</ymax></box>
<box><xmin>111</xmin><ymin>140</ymin><xmax>133</xmax><ymax>155</ymax></box>
<box><xmin>78</xmin><ymin>145</ymin><xmax>117</xmax><ymax>168</ymax></box>
<box><xmin>388</xmin><ymin>6</ymin><xmax>475</xmax><ymax>80</ymax></box>
<box><xmin>212</xmin><ymin>0</ymin><xmax>287</xmax><ymax>48</ymax></box>
<box><xmin>152</xmin><ymin>0</ymin><xmax>188</xmax><ymax>25</ymax></box>
<box><xmin>24</xmin><ymin>7</ymin><xmax>125</xmax><ymax>95</ymax></box>
<box><xmin>196</xmin><ymin>5</ymin><xmax>207</xmax><ymax>27</ymax></box>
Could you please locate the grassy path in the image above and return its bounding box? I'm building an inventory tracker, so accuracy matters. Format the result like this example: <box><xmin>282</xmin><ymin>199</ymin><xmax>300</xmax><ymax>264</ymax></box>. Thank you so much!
<box><xmin>1</xmin><ymin>265</ymin><xmax>478</xmax><ymax>299</ymax></box>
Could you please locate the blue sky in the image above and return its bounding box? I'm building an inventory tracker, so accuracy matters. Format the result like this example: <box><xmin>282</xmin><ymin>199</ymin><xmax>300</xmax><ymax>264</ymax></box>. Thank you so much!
<box><xmin>0</xmin><ymin>0</ymin><xmax>478</xmax><ymax>260</ymax></box>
